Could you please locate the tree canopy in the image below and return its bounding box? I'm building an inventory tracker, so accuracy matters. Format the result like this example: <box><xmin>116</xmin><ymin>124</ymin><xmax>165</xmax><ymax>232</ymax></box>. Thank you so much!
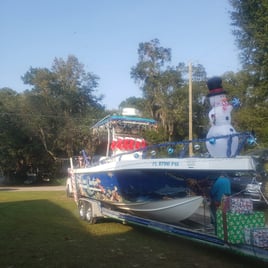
<box><xmin>229</xmin><ymin>0</ymin><xmax>268</xmax><ymax>145</ymax></box>
<box><xmin>0</xmin><ymin>56</ymin><xmax>106</xmax><ymax>182</ymax></box>
<box><xmin>230</xmin><ymin>0</ymin><xmax>268</xmax><ymax>84</ymax></box>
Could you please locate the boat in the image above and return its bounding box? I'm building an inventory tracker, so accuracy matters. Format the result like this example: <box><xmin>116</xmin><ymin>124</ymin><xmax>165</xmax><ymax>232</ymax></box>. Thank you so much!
<box><xmin>68</xmin><ymin>75</ymin><xmax>268</xmax><ymax>261</ymax></box>
<box><xmin>68</xmin><ymin>107</ymin><xmax>263</xmax><ymax>224</ymax></box>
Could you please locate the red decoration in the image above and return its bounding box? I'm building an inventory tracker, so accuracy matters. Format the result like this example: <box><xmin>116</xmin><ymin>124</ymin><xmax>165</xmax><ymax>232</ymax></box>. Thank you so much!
<box><xmin>110</xmin><ymin>138</ymin><xmax>146</xmax><ymax>151</ymax></box>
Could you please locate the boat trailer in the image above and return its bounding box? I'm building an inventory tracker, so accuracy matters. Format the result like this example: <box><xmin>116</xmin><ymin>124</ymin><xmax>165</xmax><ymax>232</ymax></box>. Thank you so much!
<box><xmin>77</xmin><ymin>197</ymin><xmax>268</xmax><ymax>263</ymax></box>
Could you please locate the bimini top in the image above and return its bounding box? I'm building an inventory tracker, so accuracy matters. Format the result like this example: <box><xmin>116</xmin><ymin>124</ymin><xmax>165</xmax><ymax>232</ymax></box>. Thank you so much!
<box><xmin>91</xmin><ymin>114</ymin><xmax>156</xmax><ymax>129</ymax></box>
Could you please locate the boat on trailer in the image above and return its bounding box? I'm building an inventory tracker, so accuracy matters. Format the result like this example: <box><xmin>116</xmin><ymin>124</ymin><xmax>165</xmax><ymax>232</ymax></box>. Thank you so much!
<box><xmin>68</xmin><ymin>108</ymin><xmax>264</xmax><ymax>215</ymax></box>
<box><xmin>68</xmin><ymin>108</ymin><xmax>268</xmax><ymax>262</ymax></box>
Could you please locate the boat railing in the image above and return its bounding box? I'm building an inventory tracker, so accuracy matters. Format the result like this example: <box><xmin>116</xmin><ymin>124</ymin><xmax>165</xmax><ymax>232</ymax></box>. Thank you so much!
<box><xmin>72</xmin><ymin>132</ymin><xmax>256</xmax><ymax>168</ymax></box>
<box><xmin>114</xmin><ymin>131</ymin><xmax>256</xmax><ymax>160</ymax></box>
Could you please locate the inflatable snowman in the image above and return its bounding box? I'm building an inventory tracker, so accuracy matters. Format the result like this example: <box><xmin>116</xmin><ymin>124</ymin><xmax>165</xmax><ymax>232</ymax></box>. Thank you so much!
<box><xmin>206</xmin><ymin>77</ymin><xmax>238</xmax><ymax>157</ymax></box>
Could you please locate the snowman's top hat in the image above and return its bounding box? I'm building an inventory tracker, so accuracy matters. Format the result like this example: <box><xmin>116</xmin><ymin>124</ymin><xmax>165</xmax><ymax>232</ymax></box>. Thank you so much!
<box><xmin>207</xmin><ymin>76</ymin><xmax>227</xmax><ymax>97</ymax></box>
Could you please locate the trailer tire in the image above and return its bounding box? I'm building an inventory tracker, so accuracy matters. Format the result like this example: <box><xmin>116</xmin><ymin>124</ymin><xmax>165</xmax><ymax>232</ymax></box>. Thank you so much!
<box><xmin>79</xmin><ymin>200</ymin><xmax>87</xmax><ymax>220</ymax></box>
<box><xmin>78</xmin><ymin>200</ymin><xmax>96</xmax><ymax>224</ymax></box>
<box><xmin>85</xmin><ymin>203</ymin><xmax>96</xmax><ymax>224</ymax></box>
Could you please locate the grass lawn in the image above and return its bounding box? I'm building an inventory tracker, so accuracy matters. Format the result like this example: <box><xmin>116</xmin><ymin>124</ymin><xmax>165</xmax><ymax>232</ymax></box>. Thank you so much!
<box><xmin>0</xmin><ymin>190</ymin><xmax>267</xmax><ymax>268</ymax></box>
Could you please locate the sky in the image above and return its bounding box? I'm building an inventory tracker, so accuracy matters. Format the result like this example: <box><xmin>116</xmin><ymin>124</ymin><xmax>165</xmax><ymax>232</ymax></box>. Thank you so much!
<box><xmin>0</xmin><ymin>0</ymin><xmax>240</xmax><ymax>110</ymax></box>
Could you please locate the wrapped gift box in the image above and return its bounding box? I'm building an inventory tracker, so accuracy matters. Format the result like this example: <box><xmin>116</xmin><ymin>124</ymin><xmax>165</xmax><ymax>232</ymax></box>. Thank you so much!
<box><xmin>222</xmin><ymin>197</ymin><xmax>253</xmax><ymax>214</ymax></box>
<box><xmin>244</xmin><ymin>227</ymin><xmax>268</xmax><ymax>248</ymax></box>
<box><xmin>216</xmin><ymin>210</ymin><xmax>265</xmax><ymax>244</ymax></box>
<box><xmin>229</xmin><ymin>198</ymin><xmax>253</xmax><ymax>214</ymax></box>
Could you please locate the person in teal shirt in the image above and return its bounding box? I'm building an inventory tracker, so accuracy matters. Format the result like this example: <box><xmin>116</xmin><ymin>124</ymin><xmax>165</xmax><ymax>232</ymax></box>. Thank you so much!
<box><xmin>210</xmin><ymin>174</ymin><xmax>231</xmax><ymax>226</ymax></box>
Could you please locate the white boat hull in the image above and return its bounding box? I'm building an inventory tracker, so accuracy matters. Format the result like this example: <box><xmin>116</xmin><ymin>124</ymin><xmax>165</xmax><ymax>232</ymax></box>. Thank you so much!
<box><xmin>113</xmin><ymin>196</ymin><xmax>203</xmax><ymax>223</ymax></box>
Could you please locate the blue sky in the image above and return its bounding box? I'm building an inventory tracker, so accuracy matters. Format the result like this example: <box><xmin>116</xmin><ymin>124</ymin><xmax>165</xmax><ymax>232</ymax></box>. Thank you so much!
<box><xmin>1</xmin><ymin>0</ymin><xmax>240</xmax><ymax>109</ymax></box>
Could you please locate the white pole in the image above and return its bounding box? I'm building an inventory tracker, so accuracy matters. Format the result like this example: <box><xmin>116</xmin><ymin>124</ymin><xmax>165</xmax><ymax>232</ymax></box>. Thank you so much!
<box><xmin>189</xmin><ymin>62</ymin><xmax>193</xmax><ymax>156</ymax></box>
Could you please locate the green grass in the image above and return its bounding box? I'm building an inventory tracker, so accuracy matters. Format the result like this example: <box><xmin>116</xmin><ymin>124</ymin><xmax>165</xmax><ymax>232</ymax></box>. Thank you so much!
<box><xmin>0</xmin><ymin>190</ymin><xmax>267</xmax><ymax>268</ymax></box>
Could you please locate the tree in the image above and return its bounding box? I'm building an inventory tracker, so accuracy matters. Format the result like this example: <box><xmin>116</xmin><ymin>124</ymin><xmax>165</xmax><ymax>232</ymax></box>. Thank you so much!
<box><xmin>0</xmin><ymin>88</ymin><xmax>31</xmax><ymax>181</ymax></box>
<box><xmin>223</xmin><ymin>71</ymin><xmax>268</xmax><ymax>146</ymax></box>
<box><xmin>19</xmin><ymin>55</ymin><xmax>105</xmax><ymax>175</ymax></box>
<box><xmin>0</xmin><ymin>56</ymin><xmax>106</xmax><ymax>181</ymax></box>
<box><xmin>131</xmin><ymin>39</ymin><xmax>209</xmax><ymax>142</ymax></box>
<box><xmin>230</xmin><ymin>0</ymin><xmax>268</xmax><ymax>85</ymax></box>
<box><xmin>229</xmin><ymin>0</ymin><xmax>268</xmax><ymax>146</ymax></box>
<box><xmin>131</xmin><ymin>39</ymin><xmax>188</xmax><ymax>141</ymax></box>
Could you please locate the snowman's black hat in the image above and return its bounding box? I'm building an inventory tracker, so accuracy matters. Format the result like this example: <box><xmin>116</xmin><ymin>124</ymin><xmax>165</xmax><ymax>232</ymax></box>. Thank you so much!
<box><xmin>206</xmin><ymin>76</ymin><xmax>227</xmax><ymax>97</ymax></box>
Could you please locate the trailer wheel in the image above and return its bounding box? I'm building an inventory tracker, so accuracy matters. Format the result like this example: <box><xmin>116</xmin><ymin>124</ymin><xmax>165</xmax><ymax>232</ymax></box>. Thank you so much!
<box><xmin>79</xmin><ymin>200</ymin><xmax>87</xmax><ymax>220</ymax></box>
<box><xmin>78</xmin><ymin>201</ymin><xmax>96</xmax><ymax>224</ymax></box>
<box><xmin>85</xmin><ymin>203</ymin><xmax>96</xmax><ymax>224</ymax></box>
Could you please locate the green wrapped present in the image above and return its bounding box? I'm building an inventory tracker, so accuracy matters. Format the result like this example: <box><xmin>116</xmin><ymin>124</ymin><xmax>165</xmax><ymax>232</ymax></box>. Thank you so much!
<box><xmin>216</xmin><ymin>210</ymin><xmax>265</xmax><ymax>244</ymax></box>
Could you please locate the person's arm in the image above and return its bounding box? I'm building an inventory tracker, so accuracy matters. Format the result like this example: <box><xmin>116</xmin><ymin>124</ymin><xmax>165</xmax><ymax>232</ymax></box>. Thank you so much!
<box><xmin>210</xmin><ymin>180</ymin><xmax>218</xmax><ymax>199</ymax></box>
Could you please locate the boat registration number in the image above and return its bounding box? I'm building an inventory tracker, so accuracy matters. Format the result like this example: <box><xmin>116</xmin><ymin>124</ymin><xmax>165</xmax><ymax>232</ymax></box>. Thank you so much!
<box><xmin>152</xmin><ymin>161</ymin><xmax>179</xmax><ymax>167</ymax></box>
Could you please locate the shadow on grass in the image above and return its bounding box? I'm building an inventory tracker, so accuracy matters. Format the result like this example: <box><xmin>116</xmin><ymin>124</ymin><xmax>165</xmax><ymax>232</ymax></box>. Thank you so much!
<box><xmin>0</xmin><ymin>187</ymin><xmax>21</xmax><ymax>191</ymax></box>
<box><xmin>0</xmin><ymin>194</ymin><xmax>267</xmax><ymax>268</ymax></box>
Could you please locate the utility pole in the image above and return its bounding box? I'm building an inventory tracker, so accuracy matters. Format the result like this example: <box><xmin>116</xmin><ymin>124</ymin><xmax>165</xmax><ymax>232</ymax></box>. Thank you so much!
<box><xmin>189</xmin><ymin>62</ymin><xmax>193</xmax><ymax>156</ymax></box>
